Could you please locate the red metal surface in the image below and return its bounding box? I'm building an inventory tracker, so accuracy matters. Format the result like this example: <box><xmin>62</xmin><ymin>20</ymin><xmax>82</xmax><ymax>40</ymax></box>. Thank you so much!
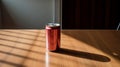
<box><xmin>46</xmin><ymin>25</ymin><xmax>60</xmax><ymax>51</ymax></box>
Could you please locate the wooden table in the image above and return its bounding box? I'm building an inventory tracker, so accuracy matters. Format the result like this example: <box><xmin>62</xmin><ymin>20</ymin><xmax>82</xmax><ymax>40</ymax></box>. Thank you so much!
<box><xmin>0</xmin><ymin>30</ymin><xmax>120</xmax><ymax>67</ymax></box>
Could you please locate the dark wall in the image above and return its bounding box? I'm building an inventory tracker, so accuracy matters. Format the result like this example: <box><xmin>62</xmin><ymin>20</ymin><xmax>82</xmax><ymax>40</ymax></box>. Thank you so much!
<box><xmin>62</xmin><ymin>0</ymin><xmax>120</xmax><ymax>29</ymax></box>
<box><xmin>0</xmin><ymin>1</ymin><xmax>2</xmax><ymax>28</ymax></box>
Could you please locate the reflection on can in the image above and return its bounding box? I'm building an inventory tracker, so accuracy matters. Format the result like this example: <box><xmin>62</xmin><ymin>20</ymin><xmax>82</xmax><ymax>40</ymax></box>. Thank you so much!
<box><xmin>46</xmin><ymin>23</ymin><xmax>61</xmax><ymax>51</ymax></box>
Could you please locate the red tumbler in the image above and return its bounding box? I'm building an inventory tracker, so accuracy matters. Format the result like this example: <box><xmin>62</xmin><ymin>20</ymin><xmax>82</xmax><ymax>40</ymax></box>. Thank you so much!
<box><xmin>46</xmin><ymin>23</ymin><xmax>61</xmax><ymax>51</ymax></box>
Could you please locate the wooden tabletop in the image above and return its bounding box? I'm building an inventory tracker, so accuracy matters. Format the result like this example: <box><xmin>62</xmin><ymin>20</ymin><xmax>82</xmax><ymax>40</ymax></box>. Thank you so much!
<box><xmin>0</xmin><ymin>30</ymin><xmax>120</xmax><ymax>67</ymax></box>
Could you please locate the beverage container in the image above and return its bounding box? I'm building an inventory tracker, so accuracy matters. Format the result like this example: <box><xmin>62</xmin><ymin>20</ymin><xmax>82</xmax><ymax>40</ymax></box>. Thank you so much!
<box><xmin>46</xmin><ymin>23</ymin><xmax>61</xmax><ymax>51</ymax></box>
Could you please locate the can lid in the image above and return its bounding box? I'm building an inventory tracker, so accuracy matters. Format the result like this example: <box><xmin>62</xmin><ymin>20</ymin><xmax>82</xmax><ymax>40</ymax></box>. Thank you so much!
<box><xmin>47</xmin><ymin>23</ymin><xmax>60</xmax><ymax>27</ymax></box>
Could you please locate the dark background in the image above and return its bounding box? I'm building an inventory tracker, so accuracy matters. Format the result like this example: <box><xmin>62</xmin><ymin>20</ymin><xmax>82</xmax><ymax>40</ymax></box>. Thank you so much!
<box><xmin>62</xmin><ymin>0</ymin><xmax>120</xmax><ymax>29</ymax></box>
<box><xmin>0</xmin><ymin>0</ymin><xmax>120</xmax><ymax>29</ymax></box>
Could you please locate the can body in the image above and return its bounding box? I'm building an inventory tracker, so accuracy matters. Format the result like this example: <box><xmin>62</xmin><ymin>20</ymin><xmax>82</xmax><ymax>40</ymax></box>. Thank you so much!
<box><xmin>46</xmin><ymin>23</ymin><xmax>60</xmax><ymax>51</ymax></box>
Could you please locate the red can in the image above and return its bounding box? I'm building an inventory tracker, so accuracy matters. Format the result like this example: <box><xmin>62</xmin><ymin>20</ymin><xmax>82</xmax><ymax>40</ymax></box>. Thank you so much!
<box><xmin>46</xmin><ymin>23</ymin><xmax>61</xmax><ymax>51</ymax></box>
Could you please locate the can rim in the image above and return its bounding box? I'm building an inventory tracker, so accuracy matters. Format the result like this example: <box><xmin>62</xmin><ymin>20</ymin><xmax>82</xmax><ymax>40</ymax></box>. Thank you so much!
<box><xmin>47</xmin><ymin>23</ymin><xmax>60</xmax><ymax>27</ymax></box>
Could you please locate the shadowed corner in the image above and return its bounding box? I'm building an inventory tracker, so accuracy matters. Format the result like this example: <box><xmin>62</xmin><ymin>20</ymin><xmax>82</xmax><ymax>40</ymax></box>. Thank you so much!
<box><xmin>54</xmin><ymin>48</ymin><xmax>111</xmax><ymax>62</ymax></box>
<box><xmin>1</xmin><ymin>1</ymin><xmax>17</xmax><ymax>29</ymax></box>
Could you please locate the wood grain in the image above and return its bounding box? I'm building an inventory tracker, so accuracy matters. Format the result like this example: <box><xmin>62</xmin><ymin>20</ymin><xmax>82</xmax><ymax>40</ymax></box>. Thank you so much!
<box><xmin>0</xmin><ymin>30</ymin><xmax>120</xmax><ymax>67</ymax></box>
